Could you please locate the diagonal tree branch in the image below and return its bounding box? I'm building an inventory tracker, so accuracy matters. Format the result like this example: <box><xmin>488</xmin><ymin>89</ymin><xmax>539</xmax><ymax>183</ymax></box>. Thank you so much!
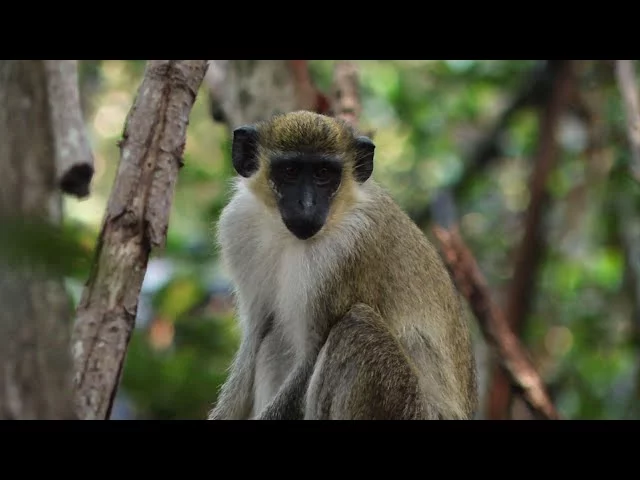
<box><xmin>71</xmin><ymin>60</ymin><xmax>208</xmax><ymax>420</ymax></box>
<box><xmin>432</xmin><ymin>223</ymin><xmax>560</xmax><ymax>420</ymax></box>
<box><xmin>614</xmin><ymin>60</ymin><xmax>640</xmax><ymax>182</ymax></box>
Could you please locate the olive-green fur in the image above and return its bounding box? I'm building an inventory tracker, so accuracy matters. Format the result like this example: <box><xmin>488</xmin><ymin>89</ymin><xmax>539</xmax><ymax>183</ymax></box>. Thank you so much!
<box><xmin>311</xmin><ymin>186</ymin><xmax>478</xmax><ymax>419</ymax></box>
<box><xmin>306</xmin><ymin>304</ymin><xmax>427</xmax><ymax>420</ymax></box>
<box><xmin>255</xmin><ymin>110</ymin><xmax>360</xmax><ymax>157</ymax></box>
<box><xmin>212</xmin><ymin>110</ymin><xmax>478</xmax><ymax>421</ymax></box>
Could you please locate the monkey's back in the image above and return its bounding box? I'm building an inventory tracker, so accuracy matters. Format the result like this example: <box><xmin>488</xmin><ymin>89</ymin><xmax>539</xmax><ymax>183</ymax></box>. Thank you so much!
<box><xmin>325</xmin><ymin>181</ymin><xmax>478</xmax><ymax>419</ymax></box>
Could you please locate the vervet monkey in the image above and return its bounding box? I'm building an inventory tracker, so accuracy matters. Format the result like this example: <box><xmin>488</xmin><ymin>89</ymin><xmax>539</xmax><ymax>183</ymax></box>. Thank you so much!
<box><xmin>208</xmin><ymin>111</ymin><xmax>477</xmax><ymax>420</ymax></box>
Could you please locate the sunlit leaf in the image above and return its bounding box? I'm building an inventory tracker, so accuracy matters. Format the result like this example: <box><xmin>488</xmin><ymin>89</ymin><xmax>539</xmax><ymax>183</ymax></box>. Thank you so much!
<box><xmin>156</xmin><ymin>276</ymin><xmax>205</xmax><ymax>320</ymax></box>
<box><xmin>588</xmin><ymin>248</ymin><xmax>623</xmax><ymax>291</ymax></box>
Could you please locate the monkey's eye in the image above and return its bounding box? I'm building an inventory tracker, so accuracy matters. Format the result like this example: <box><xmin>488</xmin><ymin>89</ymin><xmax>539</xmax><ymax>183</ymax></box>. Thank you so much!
<box><xmin>314</xmin><ymin>167</ymin><xmax>331</xmax><ymax>184</ymax></box>
<box><xmin>283</xmin><ymin>165</ymin><xmax>299</xmax><ymax>180</ymax></box>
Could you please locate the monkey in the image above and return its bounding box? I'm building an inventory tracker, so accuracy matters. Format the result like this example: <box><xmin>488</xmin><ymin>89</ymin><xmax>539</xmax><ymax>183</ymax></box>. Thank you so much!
<box><xmin>208</xmin><ymin>110</ymin><xmax>478</xmax><ymax>420</ymax></box>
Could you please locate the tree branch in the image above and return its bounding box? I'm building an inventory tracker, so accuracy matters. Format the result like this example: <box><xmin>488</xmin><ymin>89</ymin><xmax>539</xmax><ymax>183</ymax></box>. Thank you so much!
<box><xmin>43</xmin><ymin>60</ymin><xmax>95</xmax><ymax>198</ymax></box>
<box><xmin>289</xmin><ymin>60</ymin><xmax>331</xmax><ymax>115</ymax></box>
<box><xmin>486</xmin><ymin>60</ymin><xmax>574</xmax><ymax>420</ymax></box>
<box><xmin>612</xmin><ymin>184</ymin><xmax>640</xmax><ymax>416</ymax></box>
<box><xmin>71</xmin><ymin>60</ymin><xmax>208</xmax><ymax>420</ymax></box>
<box><xmin>410</xmin><ymin>61</ymin><xmax>575</xmax><ymax>228</ymax></box>
<box><xmin>205</xmin><ymin>60</ymin><xmax>331</xmax><ymax>129</ymax></box>
<box><xmin>331</xmin><ymin>61</ymin><xmax>362</xmax><ymax>128</ymax></box>
<box><xmin>432</xmin><ymin>224</ymin><xmax>560</xmax><ymax>420</ymax></box>
<box><xmin>614</xmin><ymin>60</ymin><xmax>640</xmax><ymax>182</ymax></box>
<box><xmin>0</xmin><ymin>60</ymin><xmax>77</xmax><ymax>419</ymax></box>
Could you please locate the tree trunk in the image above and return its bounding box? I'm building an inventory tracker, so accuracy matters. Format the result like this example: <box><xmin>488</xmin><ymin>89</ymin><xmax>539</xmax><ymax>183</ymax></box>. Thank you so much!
<box><xmin>206</xmin><ymin>60</ymin><xmax>330</xmax><ymax>128</ymax></box>
<box><xmin>0</xmin><ymin>60</ymin><xmax>76</xmax><ymax>419</ymax></box>
<box><xmin>71</xmin><ymin>60</ymin><xmax>209</xmax><ymax>420</ymax></box>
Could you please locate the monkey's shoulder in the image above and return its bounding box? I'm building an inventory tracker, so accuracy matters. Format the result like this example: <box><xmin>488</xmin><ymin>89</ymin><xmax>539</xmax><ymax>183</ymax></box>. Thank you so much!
<box><xmin>355</xmin><ymin>185</ymin><xmax>445</xmax><ymax>271</ymax></box>
<box><xmin>342</xmin><ymin>185</ymin><xmax>461</xmax><ymax>317</ymax></box>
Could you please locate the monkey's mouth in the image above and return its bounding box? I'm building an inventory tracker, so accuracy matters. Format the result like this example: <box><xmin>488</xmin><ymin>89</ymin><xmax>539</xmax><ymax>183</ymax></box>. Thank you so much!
<box><xmin>283</xmin><ymin>217</ymin><xmax>324</xmax><ymax>240</ymax></box>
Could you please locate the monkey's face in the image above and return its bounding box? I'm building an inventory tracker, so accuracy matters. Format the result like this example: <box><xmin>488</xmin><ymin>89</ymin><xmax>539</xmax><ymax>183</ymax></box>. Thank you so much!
<box><xmin>230</xmin><ymin>113</ymin><xmax>376</xmax><ymax>241</ymax></box>
<box><xmin>268</xmin><ymin>153</ymin><xmax>343</xmax><ymax>240</ymax></box>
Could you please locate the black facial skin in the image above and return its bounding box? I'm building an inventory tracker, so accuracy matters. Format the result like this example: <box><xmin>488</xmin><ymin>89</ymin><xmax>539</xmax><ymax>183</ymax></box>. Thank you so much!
<box><xmin>230</xmin><ymin>123</ymin><xmax>376</xmax><ymax>241</ymax></box>
<box><xmin>270</xmin><ymin>152</ymin><xmax>343</xmax><ymax>240</ymax></box>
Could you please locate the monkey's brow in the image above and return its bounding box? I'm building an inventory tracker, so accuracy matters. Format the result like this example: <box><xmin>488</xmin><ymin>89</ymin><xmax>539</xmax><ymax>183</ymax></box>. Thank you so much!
<box><xmin>270</xmin><ymin>152</ymin><xmax>343</xmax><ymax>166</ymax></box>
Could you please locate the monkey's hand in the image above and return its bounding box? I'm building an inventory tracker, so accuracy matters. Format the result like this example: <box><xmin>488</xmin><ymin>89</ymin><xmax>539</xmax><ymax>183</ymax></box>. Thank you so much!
<box><xmin>255</xmin><ymin>360</ymin><xmax>315</xmax><ymax>420</ymax></box>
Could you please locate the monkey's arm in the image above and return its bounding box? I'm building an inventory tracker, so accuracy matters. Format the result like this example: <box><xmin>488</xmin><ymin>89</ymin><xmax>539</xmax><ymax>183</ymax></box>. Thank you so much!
<box><xmin>208</xmin><ymin>334</ymin><xmax>259</xmax><ymax>420</ymax></box>
<box><xmin>304</xmin><ymin>303</ymin><xmax>431</xmax><ymax>420</ymax></box>
<box><xmin>254</xmin><ymin>359</ymin><xmax>315</xmax><ymax>420</ymax></box>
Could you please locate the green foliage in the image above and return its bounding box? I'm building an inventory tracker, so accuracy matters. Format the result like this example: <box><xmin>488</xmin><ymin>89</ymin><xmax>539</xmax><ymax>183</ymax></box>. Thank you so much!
<box><xmin>0</xmin><ymin>216</ymin><xmax>94</xmax><ymax>279</ymax></box>
<box><xmin>120</xmin><ymin>315</ymin><xmax>236</xmax><ymax>420</ymax></box>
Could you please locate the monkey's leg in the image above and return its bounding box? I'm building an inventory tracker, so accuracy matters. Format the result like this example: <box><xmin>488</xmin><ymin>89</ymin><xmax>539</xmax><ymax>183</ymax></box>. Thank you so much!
<box><xmin>305</xmin><ymin>303</ymin><xmax>432</xmax><ymax>420</ymax></box>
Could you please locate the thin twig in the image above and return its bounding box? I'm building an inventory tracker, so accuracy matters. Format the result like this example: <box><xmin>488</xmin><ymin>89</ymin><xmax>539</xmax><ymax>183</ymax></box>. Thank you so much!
<box><xmin>615</xmin><ymin>60</ymin><xmax>640</xmax><ymax>182</ymax></box>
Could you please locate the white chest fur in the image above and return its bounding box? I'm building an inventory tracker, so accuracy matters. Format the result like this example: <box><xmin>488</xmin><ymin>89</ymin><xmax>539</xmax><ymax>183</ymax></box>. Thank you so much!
<box><xmin>218</xmin><ymin>181</ymin><xmax>324</xmax><ymax>357</ymax></box>
<box><xmin>217</xmin><ymin>179</ymin><xmax>372</xmax><ymax>358</ymax></box>
<box><xmin>217</xmin><ymin>179</ymin><xmax>373</xmax><ymax>415</ymax></box>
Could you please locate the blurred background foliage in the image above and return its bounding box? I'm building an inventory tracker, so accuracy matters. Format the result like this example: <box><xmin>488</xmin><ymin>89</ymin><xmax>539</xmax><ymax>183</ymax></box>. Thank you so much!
<box><xmin>34</xmin><ymin>60</ymin><xmax>639</xmax><ymax>419</ymax></box>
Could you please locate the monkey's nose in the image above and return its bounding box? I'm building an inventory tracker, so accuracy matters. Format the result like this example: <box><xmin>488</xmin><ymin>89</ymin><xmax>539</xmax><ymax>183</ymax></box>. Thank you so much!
<box><xmin>298</xmin><ymin>195</ymin><xmax>316</xmax><ymax>209</ymax></box>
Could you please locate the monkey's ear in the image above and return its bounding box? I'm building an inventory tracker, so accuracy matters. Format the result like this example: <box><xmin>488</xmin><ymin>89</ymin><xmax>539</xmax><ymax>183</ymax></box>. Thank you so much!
<box><xmin>353</xmin><ymin>136</ymin><xmax>375</xmax><ymax>183</ymax></box>
<box><xmin>232</xmin><ymin>125</ymin><xmax>260</xmax><ymax>177</ymax></box>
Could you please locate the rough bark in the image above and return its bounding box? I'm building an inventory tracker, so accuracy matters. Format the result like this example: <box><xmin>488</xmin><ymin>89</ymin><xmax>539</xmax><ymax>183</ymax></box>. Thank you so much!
<box><xmin>206</xmin><ymin>60</ymin><xmax>303</xmax><ymax>128</ymax></box>
<box><xmin>71</xmin><ymin>60</ymin><xmax>208</xmax><ymax>420</ymax></box>
<box><xmin>205</xmin><ymin>60</ymin><xmax>330</xmax><ymax>129</ymax></box>
<box><xmin>0</xmin><ymin>60</ymin><xmax>76</xmax><ymax>419</ymax></box>
<box><xmin>433</xmin><ymin>225</ymin><xmax>560</xmax><ymax>420</ymax></box>
<box><xmin>615</xmin><ymin>60</ymin><xmax>640</xmax><ymax>182</ymax></box>
<box><xmin>486</xmin><ymin>60</ymin><xmax>574</xmax><ymax>420</ymax></box>
<box><xmin>44</xmin><ymin>60</ymin><xmax>94</xmax><ymax>198</ymax></box>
